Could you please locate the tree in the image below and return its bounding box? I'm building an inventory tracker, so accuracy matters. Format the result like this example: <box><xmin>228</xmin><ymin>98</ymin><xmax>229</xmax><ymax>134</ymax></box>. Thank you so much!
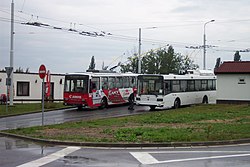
<box><xmin>25</xmin><ymin>68</ymin><xmax>30</xmax><ymax>73</ymax></box>
<box><xmin>120</xmin><ymin>46</ymin><xmax>198</xmax><ymax>74</ymax></box>
<box><xmin>88</xmin><ymin>56</ymin><xmax>95</xmax><ymax>70</ymax></box>
<box><xmin>214</xmin><ymin>57</ymin><xmax>221</xmax><ymax>69</ymax></box>
<box><xmin>143</xmin><ymin>50</ymin><xmax>161</xmax><ymax>74</ymax></box>
<box><xmin>234</xmin><ymin>51</ymin><xmax>241</xmax><ymax>61</ymax></box>
<box><xmin>16</xmin><ymin>67</ymin><xmax>24</xmax><ymax>73</ymax></box>
<box><xmin>180</xmin><ymin>54</ymin><xmax>199</xmax><ymax>71</ymax></box>
<box><xmin>102</xmin><ymin>61</ymin><xmax>108</xmax><ymax>70</ymax></box>
<box><xmin>159</xmin><ymin>46</ymin><xmax>180</xmax><ymax>74</ymax></box>
<box><xmin>120</xmin><ymin>53</ymin><xmax>138</xmax><ymax>73</ymax></box>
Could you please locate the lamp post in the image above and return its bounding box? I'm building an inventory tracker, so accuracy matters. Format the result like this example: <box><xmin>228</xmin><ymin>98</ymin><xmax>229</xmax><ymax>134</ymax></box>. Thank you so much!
<box><xmin>9</xmin><ymin>0</ymin><xmax>14</xmax><ymax>105</ymax></box>
<box><xmin>138</xmin><ymin>27</ymin><xmax>157</xmax><ymax>74</ymax></box>
<box><xmin>138</xmin><ymin>28</ymin><xmax>141</xmax><ymax>74</ymax></box>
<box><xmin>203</xmin><ymin>19</ymin><xmax>215</xmax><ymax>70</ymax></box>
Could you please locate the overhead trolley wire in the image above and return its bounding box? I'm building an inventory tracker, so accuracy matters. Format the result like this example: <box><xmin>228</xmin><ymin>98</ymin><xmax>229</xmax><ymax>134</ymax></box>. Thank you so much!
<box><xmin>1</xmin><ymin>8</ymin><xmax>249</xmax><ymax>53</ymax></box>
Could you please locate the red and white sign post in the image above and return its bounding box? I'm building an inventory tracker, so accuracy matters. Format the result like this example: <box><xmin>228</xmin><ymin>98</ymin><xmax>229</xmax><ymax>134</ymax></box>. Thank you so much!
<box><xmin>45</xmin><ymin>70</ymin><xmax>51</xmax><ymax>98</ymax></box>
<box><xmin>39</xmin><ymin>64</ymin><xmax>46</xmax><ymax>126</ymax></box>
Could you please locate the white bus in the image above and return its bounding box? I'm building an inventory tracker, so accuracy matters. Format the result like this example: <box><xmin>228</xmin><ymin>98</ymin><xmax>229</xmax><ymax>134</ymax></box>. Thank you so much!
<box><xmin>136</xmin><ymin>70</ymin><xmax>216</xmax><ymax>110</ymax></box>
<box><xmin>64</xmin><ymin>70</ymin><xmax>138</xmax><ymax>109</ymax></box>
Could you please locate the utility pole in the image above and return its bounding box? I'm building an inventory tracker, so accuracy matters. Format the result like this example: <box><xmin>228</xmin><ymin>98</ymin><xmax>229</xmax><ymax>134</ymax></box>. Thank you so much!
<box><xmin>137</xmin><ymin>27</ymin><xmax>156</xmax><ymax>73</ymax></box>
<box><xmin>138</xmin><ymin>28</ymin><xmax>141</xmax><ymax>74</ymax></box>
<box><xmin>9</xmin><ymin>0</ymin><xmax>14</xmax><ymax>105</ymax></box>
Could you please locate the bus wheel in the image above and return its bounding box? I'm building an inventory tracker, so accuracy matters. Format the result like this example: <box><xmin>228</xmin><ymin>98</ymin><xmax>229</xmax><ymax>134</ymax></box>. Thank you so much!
<box><xmin>77</xmin><ymin>106</ymin><xmax>82</xmax><ymax>110</ymax></box>
<box><xmin>150</xmin><ymin>106</ymin><xmax>156</xmax><ymax>111</ymax></box>
<box><xmin>173</xmin><ymin>98</ymin><xmax>180</xmax><ymax>109</ymax></box>
<box><xmin>202</xmin><ymin>96</ymin><xmax>208</xmax><ymax>104</ymax></box>
<box><xmin>99</xmin><ymin>98</ymin><xmax>107</xmax><ymax>109</ymax></box>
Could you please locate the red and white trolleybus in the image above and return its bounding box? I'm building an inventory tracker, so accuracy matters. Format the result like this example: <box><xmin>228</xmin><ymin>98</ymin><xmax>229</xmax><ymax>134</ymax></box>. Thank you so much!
<box><xmin>63</xmin><ymin>70</ymin><xmax>138</xmax><ymax>109</ymax></box>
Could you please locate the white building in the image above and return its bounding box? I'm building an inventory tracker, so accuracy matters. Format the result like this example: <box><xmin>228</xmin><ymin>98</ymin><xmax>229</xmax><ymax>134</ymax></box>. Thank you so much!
<box><xmin>214</xmin><ymin>61</ymin><xmax>250</xmax><ymax>104</ymax></box>
<box><xmin>0</xmin><ymin>71</ymin><xmax>65</xmax><ymax>103</ymax></box>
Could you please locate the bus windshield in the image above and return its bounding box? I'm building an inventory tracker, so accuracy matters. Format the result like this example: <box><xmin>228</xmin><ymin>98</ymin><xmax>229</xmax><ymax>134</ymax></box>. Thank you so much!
<box><xmin>64</xmin><ymin>75</ymin><xmax>89</xmax><ymax>93</ymax></box>
<box><xmin>138</xmin><ymin>75</ymin><xmax>164</xmax><ymax>95</ymax></box>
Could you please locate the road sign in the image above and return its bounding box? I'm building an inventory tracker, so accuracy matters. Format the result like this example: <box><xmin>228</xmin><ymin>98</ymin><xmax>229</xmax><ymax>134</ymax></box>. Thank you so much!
<box><xmin>5</xmin><ymin>67</ymin><xmax>13</xmax><ymax>78</ymax></box>
<box><xmin>39</xmin><ymin>64</ymin><xmax>46</xmax><ymax>79</ymax></box>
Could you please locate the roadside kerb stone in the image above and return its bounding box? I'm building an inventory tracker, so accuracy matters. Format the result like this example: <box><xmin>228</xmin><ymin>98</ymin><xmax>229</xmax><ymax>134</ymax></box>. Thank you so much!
<box><xmin>1</xmin><ymin>131</ymin><xmax>250</xmax><ymax>148</ymax></box>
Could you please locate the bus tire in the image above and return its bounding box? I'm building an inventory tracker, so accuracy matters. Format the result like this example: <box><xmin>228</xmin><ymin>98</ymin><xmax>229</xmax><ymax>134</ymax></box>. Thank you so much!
<box><xmin>99</xmin><ymin>97</ymin><xmax>108</xmax><ymax>109</ymax></box>
<box><xmin>173</xmin><ymin>98</ymin><xmax>180</xmax><ymax>109</ymax></box>
<box><xmin>202</xmin><ymin>96</ymin><xmax>208</xmax><ymax>104</ymax></box>
<box><xmin>77</xmin><ymin>106</ymin><xmax>82</xmax><ymax>110</ymax></box>
<box><xmin>150</xmin><ymin>106</ymin><xmax>156</xmax><ymax>111</ymax></box>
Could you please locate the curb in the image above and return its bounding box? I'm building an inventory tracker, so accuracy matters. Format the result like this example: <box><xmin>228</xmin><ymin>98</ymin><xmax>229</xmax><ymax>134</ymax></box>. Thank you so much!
<box><xmin>0</xmin><ymin>107</ymin><xmax>75</xmax><ymax>119</ymax></box>
<box><xmin>1</xmin><ymin>131</ymin><xmax>250</xmax><ymax>148</ymax></box>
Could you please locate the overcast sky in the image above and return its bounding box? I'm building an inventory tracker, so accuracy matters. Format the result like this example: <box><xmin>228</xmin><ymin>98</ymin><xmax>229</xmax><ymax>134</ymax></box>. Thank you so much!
<box><xmin>1</xmin><ymin>0</ymin><xmax>250</xmax><ymax>73</ymax></box>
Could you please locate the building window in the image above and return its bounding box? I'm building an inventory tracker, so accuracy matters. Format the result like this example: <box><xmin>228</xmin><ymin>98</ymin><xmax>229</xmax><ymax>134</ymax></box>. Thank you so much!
<box><xmin>17</xmin><ymin>82</ymin><xmax>30</xmax><ymax>96</ymax></box>
<box><xmin>238</xmin><ymin>77</ymin><xmax>246</xmax><ymax>84</ymax></box>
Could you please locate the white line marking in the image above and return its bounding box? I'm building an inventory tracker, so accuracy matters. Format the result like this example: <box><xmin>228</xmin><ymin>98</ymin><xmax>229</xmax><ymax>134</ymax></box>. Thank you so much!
<box><xmin>145</xmin><ymin>151</ymin><xmax>250</xmax><ymax>154</ymax></box>
<box><xmin>158</xmin><ymin>153</ymin><xmax>250</xmax><ymax>164</ymax></box>
<box><xmin>130</xmin><ymin>151</ymin><xmax>250</xmax><ymax>165</ymax></box>
<box><xmin>17</xmin><ymin>146</ymin><xmax>81</xmax><ymax>167</ymax></box>
<box><xmin>130</xmin><ymin>152</ymin><xmax>158</xmax><ymax>165</ymax></box>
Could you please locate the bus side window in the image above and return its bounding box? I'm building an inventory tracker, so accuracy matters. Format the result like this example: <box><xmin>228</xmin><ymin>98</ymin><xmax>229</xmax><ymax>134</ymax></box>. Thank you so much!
<box><xmin>109</xmin><ymin>77</ymin><xmax>115</xmax><ymax>89</ymax></box>
<box><xmin>91</xmin><ymin>77</ymin><xmax>100</xmax><ymax>91</ymax></box>
<box><xmin>91</xmin><ymin>82</ymin><xmax>96</xmax><ymax>90</ymax></box>
<box><xmin>123</xmin><ymin>77</ymin><xmax>129</xmax><ymax>88</ymax></box>
<box><xmin>116</xmin><ymin>77</ymin><xmax>123</xmax><ymax>88</ymax></box>
<box><xmin>187</xmin><ymin>80</ymin><xmax>195</xmax><ymax>91</ymax></box>
<box><xmin>101</xmin><ymin>77</ymin><xmax>108</xmax><ymax>90</ymax></box>
<box><xmin>164</xmin><ymin>81</ymin><xmax>171</xmax><ymax>94</ymax></box>
<box><xmin>213</xmin><ymin>80</ymin><xmax>216</xmax><ymax>90</ymax></box>
<box><xmin>208</xmin><ymin>80</ymin><xmax>213</xmax><ymax>90</ymax></box>
<box><xmin>181</xmin><ymin>80</ymin><xmax>187</xmax><ymax>92</ymax></box>
<box><xmin>130</xmin><ymin>77</ymin><xmax>136</xmax><ymax>88</ymax></box>
<box><xmin>172</xmin><ymin>80</ymin><xmax>180</xmax><ymax>92</ymax></box>
<box><xmin>195</xmin><ymin>80</ymin><xmax>201</xmax><ymax>91</ymax></box>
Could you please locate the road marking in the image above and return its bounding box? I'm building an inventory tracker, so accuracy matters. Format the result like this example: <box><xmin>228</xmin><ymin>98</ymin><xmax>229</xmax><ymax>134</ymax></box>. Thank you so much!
<box><xmin>130</xmin><ymin>151</ymin><xmax>250</xmax><ymax>165</ymax></box>
<box><xmin>130</xmin><ymin>152</ymin><xmax>158</xmax><ymax>165</ymax></box>
<box><xmin>17</xmin><ymin>146</ymin><xmax>81</xmax><ymax>167</ymax></box>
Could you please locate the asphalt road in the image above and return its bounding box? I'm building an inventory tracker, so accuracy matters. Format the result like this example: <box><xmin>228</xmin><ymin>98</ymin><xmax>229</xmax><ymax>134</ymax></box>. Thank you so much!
<box><xmin>1</xmin><ymin>136</ymin><xmax>250</xmax><ymax>167</ymax></box>
<box><xmin>0</xmin><ymin>105</ymin><xmax>150</xmax><ymax>130</ymax></box>
<box><xmin>1</xmin><ymin>105</ymin><xmax>250</xmax><ymax>166</ymax></box>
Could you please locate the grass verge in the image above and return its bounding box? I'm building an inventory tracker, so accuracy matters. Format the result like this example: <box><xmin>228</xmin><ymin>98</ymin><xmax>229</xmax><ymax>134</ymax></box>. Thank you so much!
<box><xmin>3</xmin><ymin>104</ymin><xmax>250</xmax><ymax>143</ymax></box>
<box><xmin>0</xmin><ymin>102</ymin><xmax>70</xmax><ymax>117</ymax></box>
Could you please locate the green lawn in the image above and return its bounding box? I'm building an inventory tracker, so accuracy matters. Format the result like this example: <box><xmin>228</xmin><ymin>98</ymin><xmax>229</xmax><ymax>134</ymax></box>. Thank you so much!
<box><xmin>3</xmin><ymin>104</ymin><xmax>250</xmax><ymax>143</ymax></box>
<box><xmin>0</xmin><ymin>102</ymin><xmax>70</xmax><ymax>117</ymax></box>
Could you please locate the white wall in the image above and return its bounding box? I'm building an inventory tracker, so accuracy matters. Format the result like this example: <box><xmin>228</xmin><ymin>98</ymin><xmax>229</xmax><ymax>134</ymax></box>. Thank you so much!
<box><xmin>217</xmin><ymin>74</ymin><xmax>250</xmax><ymax>101</ymax></box>
<box><xmin>0</xmin><ymin>72</ymin><xmax>65</xmax><ymax>102</ymax></box>
<box><xmin>0</xmin><ymin>72</ymin><xmax>6</xmax><ymax>95</ymax></box>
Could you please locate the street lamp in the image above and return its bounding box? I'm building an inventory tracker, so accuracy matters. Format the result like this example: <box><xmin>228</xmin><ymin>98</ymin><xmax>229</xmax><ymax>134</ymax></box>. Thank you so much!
<box><xmin>138</xmin><ymin>27</ymin><xmax>157</xmax><ymax>74</ymax></box>
<box><xmin>138</xmin><ymin>28</ymin><xmax>142</xmax><ymax>74</ymax></box>
<box><xmin>203</xmin><ymin>19</ymin><xmax>215</xmax><ymax>70</ymax></box>
<box><xmin>9</xmin><ymin>0</ymin><xmax>14</xmax><ymax>105</ymax></box>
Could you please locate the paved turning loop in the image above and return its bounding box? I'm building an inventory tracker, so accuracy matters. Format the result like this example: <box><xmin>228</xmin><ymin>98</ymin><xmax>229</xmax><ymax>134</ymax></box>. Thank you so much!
<box><xmin>17</xmin><ymin>147</ymin><xmax>81</xmax><ymax>167</ymax></box>
<box><xmin>130</xmin><ymin>150</ymin><xmax>250</xmax><ymax>165</ymax></box>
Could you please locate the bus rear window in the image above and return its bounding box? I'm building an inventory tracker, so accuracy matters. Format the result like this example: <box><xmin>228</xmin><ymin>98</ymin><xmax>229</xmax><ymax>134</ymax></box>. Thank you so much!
<box><xmin>138</xmin><ymin>75</ymin><xmax>163</xmax><ymax>95</ymax></box>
